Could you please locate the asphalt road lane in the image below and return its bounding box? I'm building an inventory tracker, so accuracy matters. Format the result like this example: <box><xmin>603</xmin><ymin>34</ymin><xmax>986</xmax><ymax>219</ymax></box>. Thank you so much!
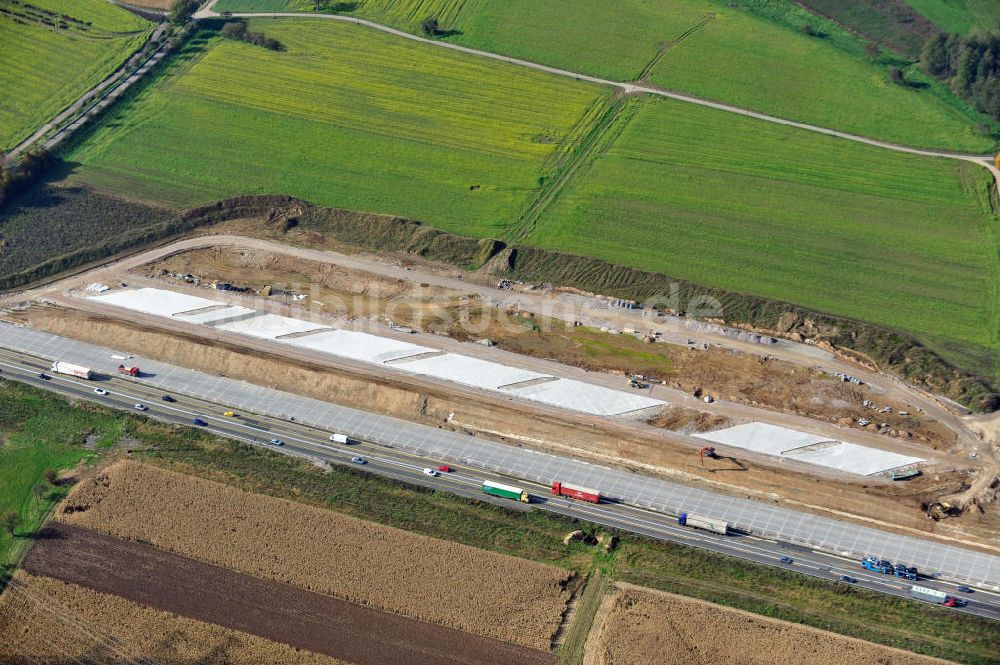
<box><xmin>1</xmin><ymin>350</ymin><xmax>997</xmax><ymax>621</ymax></box>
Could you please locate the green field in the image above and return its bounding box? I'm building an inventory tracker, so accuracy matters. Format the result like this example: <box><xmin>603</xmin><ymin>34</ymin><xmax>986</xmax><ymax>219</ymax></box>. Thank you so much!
<box><xmin>64</xmin><ymin>17</ymin><xmax>1000</xmax><ymax>383</ymax></box>
<box><xmin>0</xmin><ymin>381</ymin><xmax>113</xmax><ymax>579</ymax></box>
<box><xmin>211</xmin><ymin>0</ymin><xmax>996</xmax><ymax>151</ymax></box>
<box><xmin>525</xmin><ymin>97</ymin><xmax>1000</xmax><ymax>379</ymax></box>
<box><xmin>905</xmin><ymin>0</ymin><xmax>1000</xmax><ymax>34</ymax></box>
<box><xmin>0</xmin><ymin>0</ymin><xmax>153</xmax><ymax>152</ymax></box>
<box><xmin>66</xmin><ymin>19</ymin><xmax>602</xmax><ymax>237</ymax></box>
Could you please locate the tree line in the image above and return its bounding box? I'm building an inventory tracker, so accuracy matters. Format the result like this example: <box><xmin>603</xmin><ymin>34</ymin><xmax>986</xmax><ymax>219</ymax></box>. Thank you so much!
<box><xmin>0</xmin><ymin>149</ymin><xmax>54</xmax><ymax>210</ymax></box>
<box><xmin>921</xmin><ymin>32</ymin><xmax>1000</xmax><ymax>122</ymax></box>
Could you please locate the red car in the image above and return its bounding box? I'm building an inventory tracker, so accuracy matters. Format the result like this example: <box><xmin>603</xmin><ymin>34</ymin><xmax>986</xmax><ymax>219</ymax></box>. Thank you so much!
<box><xmin>437</xmin><ymin>465</ymin><xmax>451</xmax><ymax>473</ymax></box>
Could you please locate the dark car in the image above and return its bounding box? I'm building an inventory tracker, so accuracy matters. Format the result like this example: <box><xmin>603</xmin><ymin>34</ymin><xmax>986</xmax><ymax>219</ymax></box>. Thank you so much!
<box><xmin>161</xmin><ymin>395</ymin><xmax>176</xmax><ymax>402</ymax></box>
<box><xmin>840</xmin><ymin>575</ymin><xmax>856</xmax><ymax>584</ymax></box>
<box><xmin>38</xmin><ymin>373</ymin><xmax>50</xmax><ymax>380</ymax></box>
<box><xmin>957</xmin><ymin>585</ymin><xmax>974</xmax><ymax>593</ymax></box>
<box><xmin>192</xmin><ymin>418</ymin><xmax>207</xmax><ymax>426</ymax></box>
<box><xmin>779</xmin><ymin>556</ymin><xmax>794</xmax><ymax>564</ymax></box>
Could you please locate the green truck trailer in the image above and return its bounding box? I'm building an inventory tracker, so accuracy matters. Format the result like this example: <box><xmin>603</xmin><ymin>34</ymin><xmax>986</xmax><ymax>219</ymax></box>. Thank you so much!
<box><xmin>482</xmin><ymin>480</ymin><xmax>530</xmax><ymax>503</ymax></box>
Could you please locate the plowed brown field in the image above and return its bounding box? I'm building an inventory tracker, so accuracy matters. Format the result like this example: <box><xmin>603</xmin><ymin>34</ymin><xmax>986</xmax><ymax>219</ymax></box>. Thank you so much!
<box><xmin>19</xmin><ymin>523</ymin><xmax>555</xmax><ymax>665</ymax></box>
<box><xmin>586</xmin><ymin>584</ymin><xmax>956</xmax><ymax>665</ymax></box>
<box><xmin>0</xmin><ymin>571</ymin><xmax>348</xmax><ymax>665</ymax></box>
<box><xmin>58</xmin><ymin>461</ymin><xmax>573</xmax><ymax>650</ymax></box>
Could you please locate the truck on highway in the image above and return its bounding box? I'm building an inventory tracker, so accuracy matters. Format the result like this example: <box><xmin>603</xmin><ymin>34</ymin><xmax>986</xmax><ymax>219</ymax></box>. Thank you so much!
<box><xmin>551</xmin><ymin>481</ymin><xmax>601</xmax><ymax>504</ymax></box>
<box><xmin>50</xmin><ymin>361</ymin><xmax>91</xmax><ymax>380</ymax></box>
<box><xmin>117</xmin><ymin>364</ymin><xmax>141</xmax><ymax>377</ymax></box>
<box><xmin>861</xmin><ymin>556</ymin><xmax>892</xmax><ymax>574</ymax></box>
<box><xmin>677</xmin><ymin>512</ymin><xmax>729</xmax><ymax>535</ymax></box>
<box><xmin>482</xmin><ymin>480</ymin><xmax>530</xmax><ymax>503</ymax></box>
<box><xmin>329</xmin><ymin>433</ymin><xmax>350</xmax><ymax>444</ymax></box>
<box><xmin>910</xmin><ymin>585</ymin><xmax>960</xmax><ymax>607</ymax></box>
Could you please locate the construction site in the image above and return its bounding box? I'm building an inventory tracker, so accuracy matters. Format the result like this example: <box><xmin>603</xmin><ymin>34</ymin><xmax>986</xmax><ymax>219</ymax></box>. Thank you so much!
<box><xmin>2</xmin><ymin>231</ymin><xmax>997</xmax><ymax>554</ymax></box>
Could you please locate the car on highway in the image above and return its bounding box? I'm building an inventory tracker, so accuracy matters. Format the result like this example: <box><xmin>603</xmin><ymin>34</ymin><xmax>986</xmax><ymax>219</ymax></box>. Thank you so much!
<box><xmin>93</xmin><ymin>388</ymin><xmax>109</xmax><ymax>396</ymax></box>
<box><xmin>161</xmin><ymin>395</ymin><xmax>176</xmax><ymax>402</ymax></box>
<box><xmin>957</xmin><ymin>585</ymin><xmax>974</xmax><ymax>593</ymax></box>
<box><xmin>422</xmin><ymin>467</ymin><xmax>439</xmax><ymax>477</ymax></box>
<box><xmin>269</xmin><ymin>438</ymin><xmax>284</xmax><ymax>446</ymax></box>
<box><xmin>192</xmin><ymin>418</ymin><xmax>207</xmax><ymax>426</ymax></box>
<box><xmin>134</xmin><ymin>403</ymin><xmax>148</xmax><ymax>412</ymax></box>
<box><xmin>350</xmin><ymin>456</ymin><xmax>367</xmax><ymax>465</ymax></box>
<box><xmin>839</xmin><ymin>575</ymin><xmax>856</xmax><ymax>584</ymax></box>
<box><xmin>779</xmin><ymin>556</ymin><xmax>794</xmax><ymax>564</ymax></box>
<box><xmin>223</xmin><ymin>411</ymin><xmax>236</xmax><ymax>417</ymax></box>
<box><xmin>436</xmin><ymin>464</ymin><xmax>451</xmax><ymax>473</ymax></box>
<box><xmin>37</xmin><ymin>373</ymin><xmax>50</xmax><ymax>380</ymax></box>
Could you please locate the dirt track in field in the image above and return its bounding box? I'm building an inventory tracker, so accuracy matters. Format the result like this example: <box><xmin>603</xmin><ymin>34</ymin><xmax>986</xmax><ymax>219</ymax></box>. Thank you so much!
<box><xmin>22</xmin><ymin>522</ymin><xmax>556</xmax><ymax>665</ymax></box>
<box><xmin>0</xmin><ymin>571</ymin><xmax>348</xmax><ymax>665</ymax></box>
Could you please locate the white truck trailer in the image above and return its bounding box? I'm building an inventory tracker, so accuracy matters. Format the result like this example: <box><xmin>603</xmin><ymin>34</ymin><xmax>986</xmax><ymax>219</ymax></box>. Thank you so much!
<box><xmin>50</xmin><ymin>361</ymin><xmax>92</xmax><ymax>380</ymax></box>
<box><xmin>678</xmin><ymin>512</ymin><xmax>729</xmax><ymax>535</ymax></box>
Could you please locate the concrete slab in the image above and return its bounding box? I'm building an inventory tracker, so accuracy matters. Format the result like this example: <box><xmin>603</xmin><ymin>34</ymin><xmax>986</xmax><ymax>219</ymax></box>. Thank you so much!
<box><xmin>90</xmin><ymin>287</ymin><xmax>223</xmax><ymax>317</ymax></box>
<box><xmin>503</xmin><ymin>378</ymin><xmax>666</xmax><ymax>416</ymax></box>
<box><xmin>394</xmin><ymin>353</ymin><xmax>547</xmax><ymax>390</ymax></box>
<box><xmin>787</xmin><ymin>442</ymin><xmax>924</xmax><ymax>476</ymax></box>
<box><xmin>214</xmin><ymin>313</ymin><xmax>328</xmax><ymax>339</ymax></box>
<box><xmin>694</xmin><ymin>422</ymin><xmax>830</xmax><ymax>456</ymax></box>
<box><xmin>175</xmin><ymin>306</ymin><xmax>256</xmax><ymax>325</ymax></box>
<box><xmin>283</xmin><ymin>330</ymin><xmax>433</xmax><ymax>364</ymax></box>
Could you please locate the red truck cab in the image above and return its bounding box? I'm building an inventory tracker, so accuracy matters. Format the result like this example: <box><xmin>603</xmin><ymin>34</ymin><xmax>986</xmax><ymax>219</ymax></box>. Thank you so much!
<box><xmin>551</xmin><ymin>481</ymin><xmax>601</xmax><ymax>504</ymax></box>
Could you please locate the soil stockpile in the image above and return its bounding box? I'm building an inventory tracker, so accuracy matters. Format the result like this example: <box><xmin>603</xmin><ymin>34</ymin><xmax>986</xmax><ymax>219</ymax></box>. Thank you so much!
<box><xmin>0</xmin><ymin>571</ymin><xmax>348</xmax><ymax>665</ymax></box>
<box><xmin>57</xmin><ymin>461</ymin><xmax>573</xmax><ymax>650</ymax></box>
<box><xmin>19</xmin><ymin>524</ymin><xmax>555</xmax><ymax>665</ymax></box>
<box><xmin>586</xmin><ymin>584</ymin><xmax>955</xmax><ymax>665</ymax></box>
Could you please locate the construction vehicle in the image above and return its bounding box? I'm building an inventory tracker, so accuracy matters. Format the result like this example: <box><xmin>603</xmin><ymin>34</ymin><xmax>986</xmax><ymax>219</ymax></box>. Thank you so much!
<box><xmin>677</xmin><ymin>512</ymin><xmax>729</xmax><ymax>535</ymax></box>
<box><xmin>117</xmin><ymin>364</ymin><xmax>140</xmax><ymax>377</ymax></box>
<box><xmin>482</xmin><ymin>480</ymin><xmax>530</xmax><ymax>503</ymax></box>
<box><xmin>50</xmin><ymin>361</ymin><xmax>91</xmax><ymax>380</ymax></box>
<box><xmin>927</xmin><ymin>501</ymin><xmax>957</xmax><ymax>520</ymax></box>
<box><xmin>551</xmin><ymin>481</ymin><xmax>601</xmax><ymax>504</ymax></box>
<box><xmin>699</xmin><ymin>446</ymin><xmax>717</xmax><ymax>466</ymax></box>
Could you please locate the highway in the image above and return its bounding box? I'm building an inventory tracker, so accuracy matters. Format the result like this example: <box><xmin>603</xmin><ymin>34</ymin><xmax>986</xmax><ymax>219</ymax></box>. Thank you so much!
<box><xmin>1</xmin><ymin>346</ymin><xmax>999</xmax><ymax>622</ymax></box>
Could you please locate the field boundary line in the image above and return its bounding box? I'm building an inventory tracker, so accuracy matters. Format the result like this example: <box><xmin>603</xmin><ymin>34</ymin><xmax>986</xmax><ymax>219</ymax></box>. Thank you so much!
<box><xmin>193</xmin><ymin>5</ymin><xmax>1000</xmax><ymax>185</ymax></box>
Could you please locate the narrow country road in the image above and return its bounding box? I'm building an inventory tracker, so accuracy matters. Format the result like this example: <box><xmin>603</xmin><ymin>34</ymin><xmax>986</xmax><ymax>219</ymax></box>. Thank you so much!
<box><xmin>194</xmin><ymin>1</ymin><xmax>1000</xmax><ymax>184</ymax></box>
<box><xmin>6</xmin><ymin>22</ymin><xmax>168</xmax><ymax>160</ymax></box>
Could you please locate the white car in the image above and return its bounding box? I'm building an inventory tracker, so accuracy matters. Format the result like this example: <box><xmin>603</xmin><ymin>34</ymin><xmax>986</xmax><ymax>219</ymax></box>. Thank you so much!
<box><xmin>93</xmin><ymin>388</ymin><xmax>109</xmax><ymax>396</ymax></box>
<box><xmin>134</xmin><ymin>403</ymin><xmax>148</xmax><ymax>411</ymax></box>
<box><xmin>422</xmin><ymin>467</ymin><xmax>439</xmax><ymax>477</ymax></box>
<box><xmin>269</xmin><ymin>438</ymin><xmax>284</xmax><ymax>446</ymax></box>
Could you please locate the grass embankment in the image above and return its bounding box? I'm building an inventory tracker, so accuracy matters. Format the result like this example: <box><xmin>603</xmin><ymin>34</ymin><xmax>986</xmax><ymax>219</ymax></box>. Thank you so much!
<box><xmin>0</xmin><ymin>0</ymin><xmax>153</xmax><ymax>151</ymax></box>
<box><xmin>0</xmin><ymin>381</ymin><xmax>113</xmax><ymax>581</ymax></box>
<box><xmin>0</xmin><ymin>379</ymin><xmax>996</xmax><ymax>662</ymax></box>
<box><xmin>527</xmin><ymin>96</ymin><xmax>1000</xmax><ymax>385</ymax></box>
<box><xmin>66</xmin><ymin>18</ymin><xmax>603</xmax><ymax>237</ymax></box>
<box><xmin>212</xmin><ymin>0</ymin><xmax>996</xmax><ymax>150</ymax></box>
